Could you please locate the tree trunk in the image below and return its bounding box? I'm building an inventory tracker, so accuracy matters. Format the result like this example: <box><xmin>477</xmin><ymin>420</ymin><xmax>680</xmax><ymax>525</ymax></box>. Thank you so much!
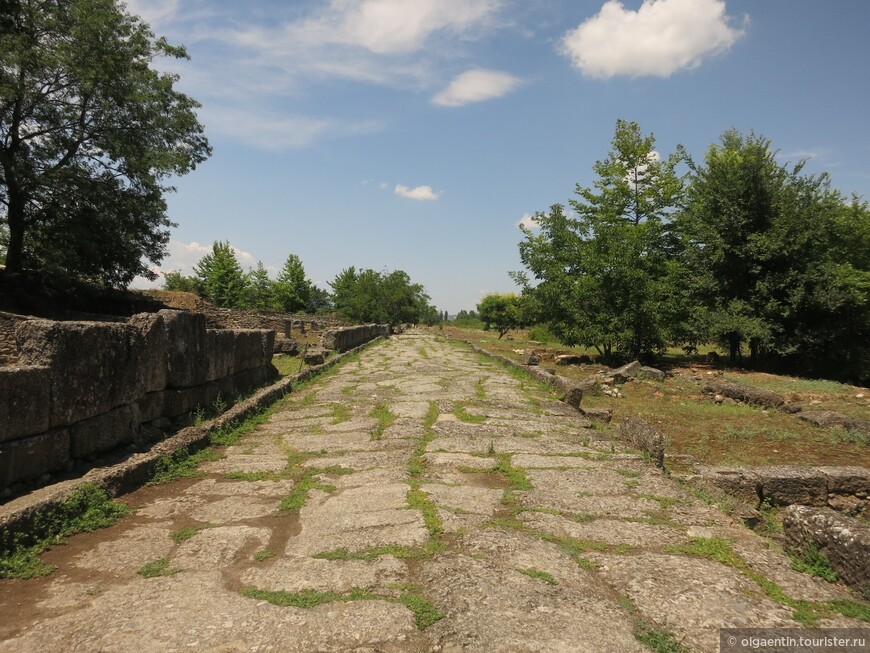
<box><xmin>728</xmin><ymin>333</ymin><xmax>741</xmax><ymax>364</ymax></box>
<box><xmin>749</xmin><ymin>338</ymin><xmax>759</xmax><ymax>368</ymax></box>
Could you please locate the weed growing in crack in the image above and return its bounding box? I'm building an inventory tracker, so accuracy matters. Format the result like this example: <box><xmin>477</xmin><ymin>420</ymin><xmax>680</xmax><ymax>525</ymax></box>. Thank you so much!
<box><xmin>407</xmin><ymin>488</ymin><xmax>443</xmax><ymax>537</ymax></box>
<box><xmin>666</xmin><ymin>536</ymin><xmax>870</xmax><ymax>626</ymax></box>
<box><xmin>0</xmin><ymin>484</ymin><xmax>128</xmax><ymax>579</ymax></box>
<box><xmin>312</xmin><ymin>540</ymin><xmax>446</xmax><ymax>561</ymax></box>
<box><xmin>274</xmin><ymin>447</ymin><xmax>352</xmax><ymax>512</ymax></box>
<box><xmin>618</xmin><ymin>594</ymin><xmax>690</xmax><ymax>652</ymax></box>
<box><xmin>475</xmin><ymin>377</ymin><xmax>488</xmax><ymax>400</ymax></box>
<box><xmin>453</xmin><ymin>402</ymin><xmax>487</xmax><ymax>424</ymax></box>
<box><xmin>240</xmin><ymin>586</ymin><xmax>444</xmax><ymax>630</ymax></box>
<box><xmin>787</xmin><ymin>546</ymin><xmax>838</xmax><ymax>583</ymax></box>
<box><xmin>170</xmin><ymin>526</ymin><xmax>209</xmax><ymax>544</ymax></box>
<box><xmin>330</xmin><ymin>403</ymin><xmax>353</xmax><ymax>424</ymax></box>
<box><xmin>492</xmin><ymin>454</ymin><xmax>533</xmax><ymax>490</ymax></box>
<box><xmin>149</xmin><ymin>447</ymin><xmax>223</xmax><ymax>485</ymax></box>
<box><xmin>137</xmin><ymin>558</ymin><xmax>181</xmax><ymax>578</ymax></box>
<box><xmin>370</xmin><ymin>403</ymin><xmax>397</xmax><ymax>440</ymax></box>
<box><xmin>516</xmin><ymin>567</ymin><xmax>558</xmax><ymax>585</ymax></box>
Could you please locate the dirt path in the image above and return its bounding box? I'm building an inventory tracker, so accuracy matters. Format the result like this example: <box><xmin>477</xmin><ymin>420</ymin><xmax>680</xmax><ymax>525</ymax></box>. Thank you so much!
<box><xmin>0</xmin><ymin>334</ymin><xmax>863</xmax><ymax>652</ymax></box>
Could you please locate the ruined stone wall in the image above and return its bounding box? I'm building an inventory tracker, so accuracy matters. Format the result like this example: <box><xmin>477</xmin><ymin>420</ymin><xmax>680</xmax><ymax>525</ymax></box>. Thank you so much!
<box><xmin>0</xmin><ymin>312</ymin><xmax>28</xmax><ymax>366</ymax></box>
<box><xmin>698</xmin><ymin>465</ymin><xmax>870</xmax><ymax>517</ymax></box>
<box><xmin>141</xmin><ymin>290</ymin><xmax>344</xmax><ymax>332</ymax></box>
<box><xmin>320</xmin><ymin>324</ymin><xmax>390</xmax><ymax>353</ymax></box>
<box><xmin>0</xmin><ymin>310</ymin><xmax>276</xmax><ymax>492</ymax></box>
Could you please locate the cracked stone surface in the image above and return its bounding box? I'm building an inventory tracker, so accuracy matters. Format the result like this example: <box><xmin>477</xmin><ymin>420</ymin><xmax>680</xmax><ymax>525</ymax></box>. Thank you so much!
<box><xmin>0</xmin><ymin>333</ymin><xmax>864</xmax><ymax>653</ymax></box>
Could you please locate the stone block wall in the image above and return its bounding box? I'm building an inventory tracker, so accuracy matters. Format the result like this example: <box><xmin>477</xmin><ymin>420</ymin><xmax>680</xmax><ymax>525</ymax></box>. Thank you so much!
<box><xmin>140</xmin><ymin>290</ymin><xmax>345</xmax><ymax>332</ymax></box>
<box><xmin>783</xmin><ymin>505</ymin><xmax>870</xmax><ymax>598</ymax></box>
<box><xmin>320</xmin><ymin>324</ymin><xmax>390</xmax><ymax>352</ymax></box>
<box><xmin>0</xmin><ymin>312</ymin><xmax>27</xmax><ymax>366</ymax></box>
<box><xmin>699</xmin><ymin>465</ymin><xmax>870</xmax><ymax>516</ymax></box>
<box><xmin>0</xmin><ymin>310</ymin><xmax>276</xmax><ymax>491</ymax></box>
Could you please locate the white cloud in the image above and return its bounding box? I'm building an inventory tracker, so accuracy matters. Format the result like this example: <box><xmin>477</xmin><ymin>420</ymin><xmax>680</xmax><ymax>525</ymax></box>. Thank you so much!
<box><xmin>222</xmin><ymin>0</ymin><xmax>502</xmax><ymax>85</ymax></box>
<box><xmin>433</xmin><ymin>68</ymin><xmax>522</xmax><ymax>107</ymax></box>
<box><xmin>395</xmin><ymin>184</ymin><xmax>441</xmax><ymax>201</ymax></box>
<box><xmin>561</xmin><ymin>0</ymin><xmax>746</xmax><ymax>78</ymax></box>
<box><xmin>122</xmin><ymin>0</ymin><xmax>180</xmax><ymax>29</ymax></box>
<box><xmin>277</xmin><ymin>0</ymin><xmax>501</xmax><ymax>56</ymax></box>
<box><xmin>203</xmin><ymin>107</ymin><xmax>383</xmax><ymax>150</ymax></box>
<box><xmin>517</xmin><ymin>213</ymin><xmax>540</xmax><ymax>230</ymax></box>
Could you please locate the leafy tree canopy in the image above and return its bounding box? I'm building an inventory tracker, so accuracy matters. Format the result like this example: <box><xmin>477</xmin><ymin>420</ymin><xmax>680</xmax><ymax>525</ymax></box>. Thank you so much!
<box><xmin>515</xmin><ymin>120</ymin><xmax>685</xmax><ymax>360</ymax></box>
<box><xmin>677</xmin><ymin>130</ymin><xmax>870</xmax><ymax>378</ymax></box>
<box><xmin>0</xmin><ymin>0</ymin><xmax>210</xmax><ymax>286</ymax></box>
<box><xmin>162</xmin><ymin>270</ymin><xmax>201</xmax><ymax>295</ymax></box>
<box><xmin>329</xmin><ymin>266</ymin><xmax>432</xmax><ymax>326</ymax></box>
<box><xmin>194</xmin><ymin>241</ymin><xmax>248</xmax><ymax>308</ymax></box>
<box><xmin>274</xmin><ymin>254</ymin><xmax>312</xmax><ymax>313</ymax></box>
<box><xmin>477</xmin><ymin>293</ymin><xmax>527</xmax><ymax>339</ymax></box>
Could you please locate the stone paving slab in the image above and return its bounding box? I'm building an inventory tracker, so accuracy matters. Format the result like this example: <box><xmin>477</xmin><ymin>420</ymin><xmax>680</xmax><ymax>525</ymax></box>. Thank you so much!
<box><xmin>2</xmin><ymin>333</ymin><xmax>866</xmax><ymax>652</ymax></box>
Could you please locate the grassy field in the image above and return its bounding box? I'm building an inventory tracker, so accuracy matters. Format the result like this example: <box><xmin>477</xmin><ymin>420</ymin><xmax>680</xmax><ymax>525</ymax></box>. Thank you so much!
<box><xmin>432</xmin><ymin>325</ymin><xmax>869</xmax><ymax>469</ymax></box>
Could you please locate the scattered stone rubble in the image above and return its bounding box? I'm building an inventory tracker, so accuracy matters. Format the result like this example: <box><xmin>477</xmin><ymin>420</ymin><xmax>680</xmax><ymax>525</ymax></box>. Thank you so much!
<box><xmin>701</xmin><ymin>379</ymin><xmax>801</xmax><ymax>413</ymax></box>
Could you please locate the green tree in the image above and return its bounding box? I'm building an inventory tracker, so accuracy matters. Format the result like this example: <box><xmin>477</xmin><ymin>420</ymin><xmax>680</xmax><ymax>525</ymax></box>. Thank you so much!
<box><xmin>306</xmin><ymin>285</ymin><xmax>333</xmax><ymax>313</ymax></box>
<box><xmin>477</xmin><ymin>293</ymin><xmax>526</xmax><ymax>338</ymax></box>
<box><xmin>194</xmin><ymin>241</ymin><xmax>248</xmax><ymax>308</ymax></box>
<box><xmin>379</xmin><ymin>269</ymin><xmax>430</xmax><ymax>325</ymax></box>
<box><xmin>246</xmin><ymin>261</ymin><xmax>277</xmax><ymax>311</ymax></box>
<box><xmin>162</xmin><ymin>270</ymin><xmax>201</xmax><ymax>294</ymax></box>
<box><xmin>329</xmin><ymin>267</ymin><xmax>431</xmax><ymax>325</ymax></box>
<box><xmin>0</xmin><ymin>0</ymin><xmax>210</xmax><ymax>286</ymax></box>
<box><xmin>678</xmin><ymin>130</ymin><xmax>870</xmax><ymax>379</ymax></box>
<box><xmin>515</xmin><ymin>120</ymin><xmax>684</xmax><ymax>359</ymax></box>
<box><xmin>273</xmin><ymin>254</ymin><xmax>312</xmax><ymax>313</ymax></box>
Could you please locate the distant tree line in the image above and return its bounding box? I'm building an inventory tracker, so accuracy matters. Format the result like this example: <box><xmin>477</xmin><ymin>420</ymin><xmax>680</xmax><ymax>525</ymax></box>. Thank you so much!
<box><xmin>510</xmin><ymin>120</ymin><xmax>869</xmax><ymax>382</ymax></box>
<box><xmin>163</xmin><ymin>241</ymin><xmax>443</xmax><ymax>327</ymax></box>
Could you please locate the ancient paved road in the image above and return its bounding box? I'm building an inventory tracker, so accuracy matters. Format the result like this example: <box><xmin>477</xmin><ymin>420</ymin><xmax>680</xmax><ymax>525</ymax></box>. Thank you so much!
<box><xmin>0</xmin><ymin>334</ymin><xmax>863</xmax><ymax>652</ymax></box>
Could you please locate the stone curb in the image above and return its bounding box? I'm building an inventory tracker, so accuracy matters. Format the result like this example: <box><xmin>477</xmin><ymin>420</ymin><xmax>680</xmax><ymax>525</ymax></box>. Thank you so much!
<box><xmin>0</xmin><ymin>336</ymin><xmax>387</xmax><ymax>538</ymax></box>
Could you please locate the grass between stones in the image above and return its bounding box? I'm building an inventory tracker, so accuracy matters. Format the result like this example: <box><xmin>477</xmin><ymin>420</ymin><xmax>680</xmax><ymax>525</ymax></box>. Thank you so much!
<box><xmin>137</xmin><ymin>557</ymin><xmax>182</xmax><ymax>578</ymax></box>
<box><xmin>406</xmin><ymin>400</ymin><xmax>445</xmax><ymax>537</ymax></box>
<box><xmin>408</xmin><ymin>401</ymin><xmax>438</xmax><ymax>478</ymax></box>
<box><xmin>483</xmin><ymin>514</ymin><xmax>634</xmax><ymax>563</ymax></box>
<box><xmin>516</xmin><ymin>567</ymin><xmax>558</xmax><ymax>585</ymax></box>
<box><xmin>170</xmin><ymin>525</ymin><xmax>210</xmax><ymax>544</ymax></box>
<box><xmin>475</xmin><ymin>377</ymin><xmax>488</xmax><ymax>400</ymax></box>
<box><xmin>330</xmin><ymin>403</ymin><xmax>353</xmax><ymax>424</ymax></box>
<box><xmin>618</xmin><ymin>595</ymin><xmax>691</xmax><ymax>653</ymax></box>
<box><xmin>149</xmin><ymin>406</ymin><xmax>273</xmax><ymax>485</ymax></box>
<box><xmin>240</xmin><ymin>586</ymin><xmax>445</xmax><ymax>630</ymax></box>
<box><xmin>407</xmin><ymin>488</ymin><xmax>443</xmax><ymax>538</ymax></box>
<box><xmin>278</xmin><ymin>466</ymin><xmax>349</xmax><ymax>512</ymax></box>
<box><xmin>149</xmin><ymin>447</ymin><xmax>224</xmax><ymax>485</ymax></box>
<box><xmin>369</xmin><ymin>403</ymin><xmax>397</xmax><ymax>440</ymax></box>
<box><xmin>452</xmin><ymin>401</ymin><xmax>487</xmax><ymax>424</ymax></box>
<box><xmin>311</xmin><ymin>541</ymin><xmax>446</xmax><ymax>562</ymax></box>
<box><xmin>667</xmin><ymin>537</ymin><xmax>870</xmax><ymax>626</ymax></box>
<box><xmin>0</xmin><ymin>484</ymin><xmax>129</xmax><ymax>579</ymax></box>
<box><xmin>787</xmin><ymin>545</ymin><xmax>839</xmax><ymax>583</ymax></box>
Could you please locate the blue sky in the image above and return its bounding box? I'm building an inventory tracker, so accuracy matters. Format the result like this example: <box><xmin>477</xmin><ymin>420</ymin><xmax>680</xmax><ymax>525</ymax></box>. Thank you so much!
<box><xmin>127</xmin><ymin>0</ymin><xmax>870</xmax><ymax>314</ymax></box>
